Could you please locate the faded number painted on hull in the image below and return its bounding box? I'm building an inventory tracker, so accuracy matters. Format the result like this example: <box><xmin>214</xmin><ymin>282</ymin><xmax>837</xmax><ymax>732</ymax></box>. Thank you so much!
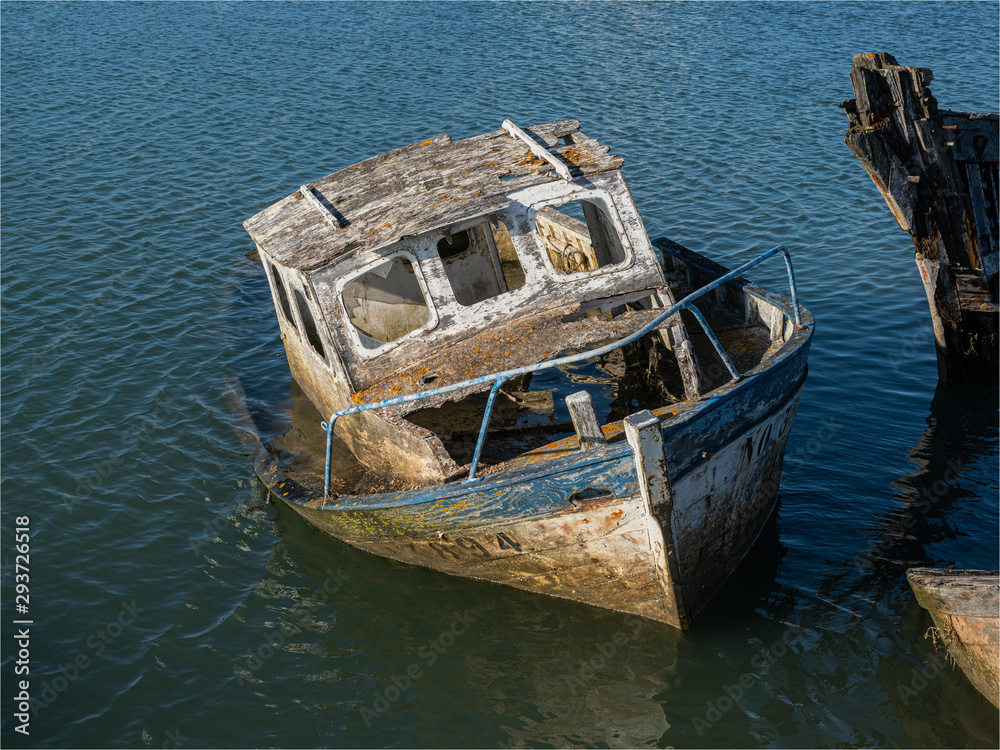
<box><xmin>424</xmin><ymin>531</ymin><xmax>523</xmax><ymax>561</ymax></box>
<box><xmin>738</xmin><ymin>402</ymin><xmax>795</xmax><ymax>472</ymax></box>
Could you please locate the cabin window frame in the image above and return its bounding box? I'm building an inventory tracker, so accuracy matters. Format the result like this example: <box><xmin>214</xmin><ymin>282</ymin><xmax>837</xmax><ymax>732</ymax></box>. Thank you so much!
<box><xmin>263</xmin><ymin>258</ymin><xmax>299</xmax><ymax>331</ymax></box>
<box><xmin>433</xmin><ymin>217</ymin><xmax>527</xmax><ymax>308</ymax></box>
<box><xmin>335</xmin><ymin>249</ymin><xmax>439</xmax><ymax>359</ymax></box>
<box><xmin>527</xmin><ymin>189</ymin><xmax>635</xmax><ymax>283</ymax></box>
<box><xmin>291</xmin><ymin>285</ymin><xmax>330</xmax><ymax>364</ymax></box>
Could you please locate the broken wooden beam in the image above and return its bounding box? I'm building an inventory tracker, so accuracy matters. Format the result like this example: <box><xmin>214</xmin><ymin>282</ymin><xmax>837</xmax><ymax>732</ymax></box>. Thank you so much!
<box><xmin>841</xmin><ymin>52</ymin><xmax>998</xmax><ymax>381</ymax></box>
<box><xmin>566</xmin><ymin>390</ymin><xmax>606</xmax><ymax>451</ymax></box>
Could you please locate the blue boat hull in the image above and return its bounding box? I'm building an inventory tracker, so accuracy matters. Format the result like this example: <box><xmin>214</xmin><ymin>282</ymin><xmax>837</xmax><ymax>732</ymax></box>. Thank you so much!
<box><xmin>244</xmin><ymin>326</ymin><xmax>810</xmax><ymax>627</ymax></box>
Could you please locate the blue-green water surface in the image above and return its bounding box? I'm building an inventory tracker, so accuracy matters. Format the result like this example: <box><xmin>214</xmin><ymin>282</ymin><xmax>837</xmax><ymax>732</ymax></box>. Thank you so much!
<box><xmin>2</xmin><ymin>2</ymin><xmax>998</xmax><ymax>748</ymax></box>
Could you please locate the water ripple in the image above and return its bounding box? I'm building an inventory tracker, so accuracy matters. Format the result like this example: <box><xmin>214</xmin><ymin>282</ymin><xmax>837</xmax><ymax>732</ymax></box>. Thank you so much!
<box><xmin>2</xmin><ymin>1</ymin><xmax>997</xmax><ymax>748</ymax></box>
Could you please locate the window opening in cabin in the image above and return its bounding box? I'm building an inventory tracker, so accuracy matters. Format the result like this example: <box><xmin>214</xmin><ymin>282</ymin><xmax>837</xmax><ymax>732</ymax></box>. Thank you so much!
<box><xmin>492</xmin><ymin>219</ymin><xmax>526</xmax><ymax>292</ymax></box>
<box><xmin>342</xmin><ymin>256</ymin><xmax>431</xmax><ymax>347</ymax></box>
<box><xmin>293</xmin><ymin>288</ymin><xmax>326</xmax><ymax>360</ymax></box>
<box><xmin>437</xmin><ymin>230</ymin><xmax>471</xmax><ymax>259</ymax></box>
<box><xmin>438</xmin><ymin>221</ymin><xmax>525</xmax><ymax>307</ymax></box>
<box><xmin>269</xmin><ymin>264</ymin><xmax>298</xmax><ymax>330</ymax></box>
<box><xmin>533</xmin><ymin>198</ymin><xmax>627</xmax><ymax>276</ymax></box>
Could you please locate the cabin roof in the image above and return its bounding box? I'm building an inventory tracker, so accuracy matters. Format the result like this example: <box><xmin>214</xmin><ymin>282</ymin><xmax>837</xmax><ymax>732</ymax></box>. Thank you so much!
<box><xmin>243</xmin><ymin>120</ymin><xmax>623</xmax><ymax>273</ymax></box>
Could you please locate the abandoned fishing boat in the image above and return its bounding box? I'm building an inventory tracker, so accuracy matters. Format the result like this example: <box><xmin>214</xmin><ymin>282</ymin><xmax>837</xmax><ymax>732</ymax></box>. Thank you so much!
<box><xmin>239</xmin><ymin>119</ymin><xmax>814</xmax><ymax>628</ymax></box>
<box><xmin>907</xmin><ymin>567</ymin><xmax>1000</xmax><ymax>707</ymax></box>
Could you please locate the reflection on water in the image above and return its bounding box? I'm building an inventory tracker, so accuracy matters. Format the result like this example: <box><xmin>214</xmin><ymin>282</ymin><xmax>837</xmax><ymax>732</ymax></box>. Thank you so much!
<box><xmin>885</xmin><ymin>593</ymin><xmax>1000</xmax><ymax>749</ymax></box>
<box><xmin>850</xmin><ymin>380</ymin><xmax>998</xmax><ymax>579</ymax></box>
<box><xmin>485</xmin><ymin>614</ymin><xmax>677</xmax><ymax>749</ymax></box>
<box><xmin>224</xmin><ymin>224</ymin><xmax>999</xmax><ymax>749</ymax></box>
<box><xmin>808</xmin><ymin>380</ymin><xmax>1000</xmax><ymax>747</ymax></box>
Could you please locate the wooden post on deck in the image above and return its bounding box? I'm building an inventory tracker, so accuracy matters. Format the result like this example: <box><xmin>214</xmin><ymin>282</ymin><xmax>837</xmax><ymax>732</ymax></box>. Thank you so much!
<box><xmin>624</xmin><ymin>410</ymin><xmax>689</xmax><ymax>629</ymax></box>
<box><xmin>841</xmin><ymin>52</ymin><xmax>998</xmax><ymax>381</ymax></box>
<box><xmin>566</xmin><ymin>391</ymin><xmax>606</xmax><ymax>451</ymax></box>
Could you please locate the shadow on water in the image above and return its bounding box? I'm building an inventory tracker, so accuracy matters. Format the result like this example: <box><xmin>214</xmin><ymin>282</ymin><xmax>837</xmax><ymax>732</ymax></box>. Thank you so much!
<box><xmin>863</xmin><ymin>379</ymin><xmax>1000</xmax><ymax>571</ymax></box>
<box><xmin>811</xmin><ymin>379</ymin><xmax>1000</xmax><ymax>746</ymax></box>
<box><xmin>695</xmin><ymin>505</ymin><xmax>792</xmax><ymax>624</ymax></box>
<box><xmin>224</xmin><ymin>252</ymin><xmax>684</xmax><ymax>747</ymax></box>
<box><xmin>261</xmin><ymin>497</ymin><xmax>682</xmax><ymax>749</ymax></box>
<box><xmin>826</xmin><ymin>379</ymin><xmax>998</xmax><ymax>592</ymax></box>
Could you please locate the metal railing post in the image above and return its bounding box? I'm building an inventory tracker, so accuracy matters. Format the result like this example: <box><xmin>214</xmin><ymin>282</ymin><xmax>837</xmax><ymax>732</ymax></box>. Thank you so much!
<box><xmin>322</xmin><ymin>417</ymin><xmax>336</xmax><ymax>499</ymax></box>
<box><xmin>687</xmin><ymin>304</ymin><xmax>740</xmax><ymax>381</ymax></box>
<box><xmin>468</xmin><ymin>377</ymin><xmax>507</xmax><ymax>481</ymax></box>
<box><xmin>777</xmin><ymin>247</ymin><xmax>802</xmax><ymax>327</ymax></box>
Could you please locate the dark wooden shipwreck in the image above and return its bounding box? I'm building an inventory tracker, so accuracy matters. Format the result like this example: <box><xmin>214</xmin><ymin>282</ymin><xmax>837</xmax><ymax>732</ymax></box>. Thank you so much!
<box><xmin>842</xmin><ymin>52</ymin><xmax>998</xmax><ymax>381</ymax></box>
<box><xmin>907</xmin><ymin>568</ymin><xmax>999</xmax><ymax>707</ymax></box>
<box><xmin>238</xmin><ymin>119</ymin><xmax>814</xmax><ymax>628</ymax></box>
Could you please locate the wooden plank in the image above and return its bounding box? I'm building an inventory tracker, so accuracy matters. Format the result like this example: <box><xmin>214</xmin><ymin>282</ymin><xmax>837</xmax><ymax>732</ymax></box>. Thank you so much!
<box><xmin>299</xmin><ymin>185</ymin><xmax>350</xmax><ymax>229</ymax></box>
<box><xmin>908</xmin><ymin>568</ymin><xmax>1000</xmax><ymax>708</ymax></box>
<box><xmin>566</xmin><ymin>390</ymin><xmax>606</xmax><ymax>451</ymax></box>
<box><xmin>244</xmin><ymin>120</ymin><xmax>623</xmax><ymax>272</ymax></box>
<box><xmin>502</xmin><ymin>119</ymin><xmax>574</xmax><ymax>181</ymax></box>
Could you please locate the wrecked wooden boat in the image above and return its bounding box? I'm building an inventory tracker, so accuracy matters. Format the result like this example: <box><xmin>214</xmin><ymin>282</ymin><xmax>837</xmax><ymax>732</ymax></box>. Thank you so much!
<box><xmin>240</xmin><ymin>119</ymin><xmax>813</xmax><ymax>628</ymax></box>
<box><xmin>907</xmin><ymin>568</ymin><xmax>999</xmax><ymax>707</ymax></box>
<box><xmin>842</xmin><ymin>52</ymin><xmax>998</xmax><ymax>381</ymax></box>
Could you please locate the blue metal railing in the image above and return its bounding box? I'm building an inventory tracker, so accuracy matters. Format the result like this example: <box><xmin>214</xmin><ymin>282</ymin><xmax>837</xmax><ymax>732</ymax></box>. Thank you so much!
<box><xmin>321</xmin><ymin>245</ymin><xmax>802</xmax><ymax>497</ymax></box>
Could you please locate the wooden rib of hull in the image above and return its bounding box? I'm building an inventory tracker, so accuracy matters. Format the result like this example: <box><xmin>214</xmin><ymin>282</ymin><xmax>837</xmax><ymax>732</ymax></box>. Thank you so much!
<box><xmin>907</xmin><ymin>568</ymin><xmax>1000</xmax><ymax>707</ymax></box>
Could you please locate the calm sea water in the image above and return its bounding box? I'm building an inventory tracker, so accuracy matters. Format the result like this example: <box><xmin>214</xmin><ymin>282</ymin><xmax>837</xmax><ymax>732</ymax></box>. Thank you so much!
<box><xmin>2</xmin><ymin>2</ymin><xmax>998</xmax><ymax>748</ymax></box>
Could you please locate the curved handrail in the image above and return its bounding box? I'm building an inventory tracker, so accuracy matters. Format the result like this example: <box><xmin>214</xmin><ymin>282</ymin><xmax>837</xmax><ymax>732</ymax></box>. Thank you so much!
<box><xmin>322</xmin><ymin>245</ymin><xmax>802</xmax><ymax>496</ymax></box>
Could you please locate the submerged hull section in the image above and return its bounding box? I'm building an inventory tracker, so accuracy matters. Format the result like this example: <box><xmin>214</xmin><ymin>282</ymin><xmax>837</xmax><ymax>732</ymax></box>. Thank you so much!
<box><xmin>907</xmin><ymin>568</ymin><xmax>1000</xmax><ymax>707</ymax></box>
<box><xmin>244</xmin><ymin>339</ymin><xmax>809</xmax><ymax>629</ymax></box>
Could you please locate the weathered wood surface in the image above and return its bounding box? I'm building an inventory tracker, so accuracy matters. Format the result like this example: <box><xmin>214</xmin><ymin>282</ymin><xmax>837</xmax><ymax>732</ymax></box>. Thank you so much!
<box><xmin>536</xmin><ymin>207</ymin><xmax>600</xmax><ymax>273</ymax></box>
<box><xmin>352</xmin><ymin>305</ymin><xmax>668</xmax><ymax>404</ymax></box>
<box><xmin>262</xmin><ymin>208</ymin><xmax>803</xmax><ymax>487</ymax></box>
<box><xmin>247</xmin><ymin>120</ymin><xmax>806</xmax><ymax>500</ymax></box>
<box><xmin>240</xmin><ymin>372</ymin><xmax>806</xmax><ymax>628</ymax></box>
<box><xmin>907</xmin><ymin>568</ymin><xmax>1000</xmax><ymax>707</ymax></box>
<box><xmin>309</xmin><ymin>168</ymin><xmax>673</xmax><ymax>394</ymax></box>
<box><xmin>249</xmin><ymin>122</ymin><xmax>711</xmax><ymax>439</ymax></box>
<box><xmin>624</xmin><ymin>410</ymin><xmax>687</xmax><ymax>629</ymax></box>
<box><xmin>566</xmin><ymin>390</ymin><xmax>606</xmax><ymax>451</ymax></box>
<box><xmin>841</xmin><ymin>52</ymin><xmax>998</xmax><ymax>381</ymax></box>
<box><xmin>231</xmin><ymin>291</ymin><xmax>811</xmax><ymax>627</ymax></box>
<box><xmin>244</xmin><ymin>120</ymin><xmax>622</xmax><ymax>272</ymax></box>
